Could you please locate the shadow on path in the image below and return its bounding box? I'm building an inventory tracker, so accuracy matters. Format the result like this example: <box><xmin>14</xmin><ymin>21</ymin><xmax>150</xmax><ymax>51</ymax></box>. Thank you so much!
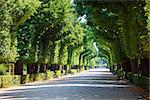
<box><xmin>0</xmin><ymin>67</ymin><xmax>146</xmax><ymax>100</ymax></box>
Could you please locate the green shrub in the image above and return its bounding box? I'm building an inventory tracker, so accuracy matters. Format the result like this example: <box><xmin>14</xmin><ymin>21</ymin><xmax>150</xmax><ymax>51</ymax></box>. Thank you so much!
<box><xmin>116</xmin><ymin>69</ymin><xmax>125</xmax><ymax>78</ymax></box>
<box><xmin>70</xmin><ymin>69</ymin><xmax>77</xmax><ymax>74</ymax></box>
<box><xmin>62</xmin><ymin>70</ymin><xmax>66</xmax><ymax>75</ymax></box>
<box><xmin>132</xmin><ymin>74</ymin><xmax>150</xmax><ymax>90</ymax></box>
<box><xmin>80</xmin><ymin>67</ymin><xmax>85</xmax><ymax>72</ymax></box>
<box><xmin>85</xmin><ymin>66</ymin><xmax>89</xmax><ymax>70</ymax></box>
<box><xmin>46</xmin><ymin>71</ymin><xmax>54</xmax><ymax>79</ymax></box>
<box><xmin>139</xmin><ymin>76</ymin><xmax>150</xmax><ymax>91</ymax></box>
<box><xmin>13</xmin><ymin>75</ymin><xmax>21</xmax><ymax>85</ymax></box>
<box><xmin>26</xmin><ymin>74</ymin><xmax>30</xmax><ymax>83</ymax></box>
<box><xmin>121</xmin><ymin>71</ymin><xmax>125</xmax><ymax>78</ymax></box>
<box><xmin>21</xmin><ymin>74</ymin><xmax>30</xmax><ymax>84</ymax></box>
<box><xmin>35</xmin><ymin>73</ymin><xmax>42</xmax><ymax>81</ymax></box>
<box><xmin>22</xmin><ymin>73</ymin><xmax>46</xmax><ymax>83</ymax></box>
<box><xmin>114</xmin><ymin>69</ymin><xmax>118</xmax><ymax>75</ymax></box>
<box><xmin>29</xmin><ymin>74</ymin><xmax>35</xmax><ymax>82</ymax></box>
<box><xmin>1</xmin><ymin>75</ymin><xmax>13</xmax><ymax>88</ymax></box>
<box><xmin>41</xmin><ymin>73</ymin><xmax>46</xmax><ymax>80</ymax></box>
<box><xmin>55</xmin><ymin>70</ymin><xmax>61</xmax><ymax>77</ymax></box>
<box><xmin>64</xmin><ymin>70</ymin><xmax>68</xmax><ymax>74</ymax></box>
<box><xmin>0</xmin><ymin>76</ymin><xmax>2</xmax><ymax>87</ymax></box>
<box><xmin>21</xmin><ymin>74</ymin><xmax>29</xmax><ymax>84</ymax></box>
<box><xmin>129</xmin><ymin>73</ymin><xmax>134</xmax><ymax>82</ymax></box>
<box><xmin>0</xmin><ymin>64</ymin><xmax>3</xmax><ymax>75</ymax></box>
<box><xmin>127</xmin><ymin>72</ymin><xmax>132</xmax><ymax>81</ymax></box>
<box><xmin>133</xmin><ymin>74</ymin><xmax>140</xmax><ymax>86</ymax></box>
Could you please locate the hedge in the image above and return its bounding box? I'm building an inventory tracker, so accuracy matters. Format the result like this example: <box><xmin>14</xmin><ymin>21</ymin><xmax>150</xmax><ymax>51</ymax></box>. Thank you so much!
<box><xmin>0</xmin><ymin>64</ymin><xmax>3</xmax><ymax>75</ymax></box>
<box><xmin>29</xmin><ymin>74</ymin><xmax>36</xmax><ymax>82</ymax></box>
<box><xmin>132</xmin><ymin>74</ymin><xmax>140</xmax><ymax>86</ymax></box>
<box><xmin>70</xmin><ymin>69</ymin><xmax>78</xmax><ymax>74</ymax></box>
<box><xmin>0</xmin><ymin>75</ymin><xmax>13</xmax><ymax>88</ymax></box>
<box><xmin>46</xmin><ymin>71</ymin><xmax>55</xmax><ymax>80</ymax></box>
<box><xmin>55</xmin><ymin>70</ymin><xmax>61</xmax><ymax>77</ymax></box>
<box><xmin>13</xmin><ymin>75</ymin><xmax>21</xmax><ymax>86</ymax></box>
<box><xmin>35</xmin><ymin>73</ymin><xmax>43</xmax><ymax>81</ymax></box>
<box><xmin>127</xmin><ymin>72</ymin><xmax>132</xmax><ymax>81</ymax></box>
<box><xmin>79</xmin><ymin>66</ymin><xmax>85</xmax><ymax>72</ymax></box>
<box><xmin>128</xmin><ymin>74</ymin><xmax>150</xmax><ymax>91</ymax></box>
<box><xmin>84</xmin><ymin>66</ymin><xmax>89</xmax><ymax>70</ymax></box>
<box><xmin>21</xmin><ymin>74</ymin><xmax>30</xmax><ymax>84</ymax></box>
<box><xmin>0</xmin><ymin>76</ymin><xmax>2</xmax><ymax>87</ymax></box>
<box><xmin>116</xmin><ymin>69</ymin><xmax>125</xmax><ymax>78</ymax></box>
<box><xmin>139</xmin><ymin>76</ymin><xmax>150</xmax><ymax>91</ymax></box>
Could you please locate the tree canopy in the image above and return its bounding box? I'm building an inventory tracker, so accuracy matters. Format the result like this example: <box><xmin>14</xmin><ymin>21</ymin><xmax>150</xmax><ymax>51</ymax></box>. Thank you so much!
<box><xmin>74</xmin><ymin>0</ymin><xmax>150</xmax><ymax>65</ymax></box>
<box><xmin>0</xmin><ymin>0</ymin><xmax>149</xmax><ymax>68</ymax></box>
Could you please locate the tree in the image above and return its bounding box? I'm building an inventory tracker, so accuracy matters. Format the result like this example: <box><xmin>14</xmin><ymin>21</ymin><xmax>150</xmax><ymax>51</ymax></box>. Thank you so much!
<box><xmin>74</xmin><ymin>0</ymin><xmax>149</xmax><ymax>66</ymax></box>
<box><xmin>0</xmin><ymin>0</ymin><xmax>40</xmax><ymax>63</ymax></box>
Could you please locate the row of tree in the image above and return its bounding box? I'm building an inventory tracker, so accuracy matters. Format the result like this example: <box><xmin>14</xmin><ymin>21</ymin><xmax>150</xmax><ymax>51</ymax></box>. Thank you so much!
<box><xmin>0</xmin><ymin>0</ymin><xmax>99</xmax><ymax>69</ymax></box>
<box><xmin>74</xmin><ymin>0</ymin><xmax>150</xmax><ymax>76</ymax></box>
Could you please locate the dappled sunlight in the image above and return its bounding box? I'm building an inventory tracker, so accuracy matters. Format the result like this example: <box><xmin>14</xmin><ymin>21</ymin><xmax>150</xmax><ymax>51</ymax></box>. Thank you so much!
<box><xmin>73</xmin><ymin>68</ymin><xmax>112</xmax><ymax>77</ymax></box>
<box><xmin>0</xmin><ymin>95</ymin><xmax>45</xmax><ymax>100</ymax></box>
<box><xmin>89</xmin><ymin>67</ymin><xmax>110</xmax><ymax>72</ymax></box>
<box><xmin>65</xmin><ymin>79</ymin><xmax>126</xmax><ymax>84</ymax></box>
<box><xmin>0</xmin><ymin>0</ymin><xmax>149</xmax><ymax>99</ymax></box>
<box><xmin>75</xmin><ymin>72</ymin><xmax>112</xmax><ymax>76</ymax></box>
<box><xmin>0</xmin><ymin>83</ymin><xmax>132</xmax><ymax>94</ymax></box>
<box><xmin>0</xmin><ymin>94</ymin><xmax>30</xmax><ymax>100</ymax></box>
<box><xmin>0</xmin><ymin>67</ymin><xmax>142</xmax><ymax>100</ymax></box>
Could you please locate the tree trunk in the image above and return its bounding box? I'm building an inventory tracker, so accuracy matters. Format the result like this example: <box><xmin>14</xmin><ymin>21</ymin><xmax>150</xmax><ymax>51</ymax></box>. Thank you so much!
<box><xmin>14</xmin><ymin>62</ymin><xmax>23</xmax><ymax>75</ymax></box>
<box><xmin>140</xmin><ymin>59</ymin><xmax>149</xmax><ymax>76</ymax></box>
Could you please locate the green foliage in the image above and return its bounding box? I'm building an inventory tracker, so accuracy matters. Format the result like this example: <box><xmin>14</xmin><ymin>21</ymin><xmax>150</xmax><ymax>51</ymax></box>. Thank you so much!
<box><xmin>132</xmin><ymin>74</ymin><xmax>140</xmax><ymax>86</ymax></box>
<box><xmin>46</xmin><ymin>71</ymin><xmax>54</xmax><ymax>79</ymax></box>
<box><xmin>70</xmin><ymin>69</ymin><xmax>78</xmax><ymax>74</ymax></box>
<box><xmin>55</xmin><ymin>70</ymin><xmax>61</xmax><ymax>77</ymax></box>
<box><xmin>13</xmin><ymin>75</ymin><xmax>21</xmax><ymax>85</ymax></box>
<box><xmin>0</xmin><ymin>64</ymin><xmax>3</xmax><ymax>75</ymax></box>
<box><xmin>145</xmin><ymin>0</ymin><xmax>150</xmax><ymax>34</ymax></box>
<box><xmin>59</xmin><ymin>45</ymin><xmax>68</xmax><ymax>65</ymax></box>
<box><xmin>0</xmin><ymin>76</ymin><xmax>2</xmax><ymax>87</ymax></box>
<box><xmin>1</xmin><ymin>75</ymin><xmax>13</xmax><ymax>88</ymax></box>
<box><xmin>111</xmin><ymin>40</ymin><xmax>126</xmax><ymax>63</ymax></box>
<box><xmin>128</xmin><ymin>74</ymin><xmax>149</xmax><ymax>90</ymax></box>
<box><xmin>0</xmin><ymin>0</ymin><xmax>40</xmax><ymax>63</ymax></box>
<box><xmin>139</xmin><ymin>76</ymin><xmax>150</xmax><ymax>91</ymax></box>
<box><xmin>0</xmin><ymin>0</ymin><xmax>95</xmax><ymax>67</ymax></box>
<box><xmin>127</xmin><ymin>72</ymin><xmax>132</xmax><ymax>80</ymax></box>
<box><xmin>77</xmin><ymin>25</ymin><xmax>98</xmax><ymax>66</ymax></box>
<box><xmin>16</xmin><ymin>0</ymin><xmax>86</xmax><ymax>65</ymax></box>
<box><xmin>116</xmin><ymin>69</ymin><xmax>125</xmax><ymax>78</ymax></box>
<box><xmin>85</xmin><ymin>66</ymin><xmax>90</xmax><ymax>70</ymax></box>
<box><xmin>74</xmin><ymin>0</ymin><xmax>149</xmax><ymax>66</ymax></box>
<box><xmin>79</xmin><ymin>66</ymin><xmax>85</xmax><ymax>72</ymax></box>
<box><xmin>29</xmin><ymin>74</ymin><xmax>35</xmax><ymax>82</ymax></box>
<box><xmin>0</xmin><ymin>75</ymin><xmax>21</xmax><ymax>88</ymax></box>
<box><xmin>138</xmin><ymin>0</ymin><xmax>150</xmax><ymax>58</ymax></box>
<box><xmin>71</xmin><ymin>46</ymin><xmax>84</xmax><ymax>65</ymax></box>
<box><xmin>53</xmin><ymin>41</ymin><xmax>61</xmax><ymax>64</ymax></box>
<box><xmin>21</xmin><ymin>74</ymin><xmax>30</xmax><ymax>84</ymax></box>
<box><xmin>34</xmin><ymin>73</ymin><xmax>46</xmax><ymax>81</ymax></box>
<box><xmin>35</xmin><ymin>73</ymin><xmax>43</xmax><ymax>81</ymax></box>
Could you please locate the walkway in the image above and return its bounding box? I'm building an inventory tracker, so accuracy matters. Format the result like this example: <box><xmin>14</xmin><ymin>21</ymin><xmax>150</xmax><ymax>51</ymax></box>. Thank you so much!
<box><xmin>0</xmin><ymin>67</ymin><xmax>144</xmax><ymax>100</ymax></box>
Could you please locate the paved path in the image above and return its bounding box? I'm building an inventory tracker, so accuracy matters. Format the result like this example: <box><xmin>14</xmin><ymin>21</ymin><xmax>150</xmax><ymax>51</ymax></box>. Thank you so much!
<box><xmin>0</xmin><ymin>67</ymin><xmax>144</xmax><ymax>100</ymax></box>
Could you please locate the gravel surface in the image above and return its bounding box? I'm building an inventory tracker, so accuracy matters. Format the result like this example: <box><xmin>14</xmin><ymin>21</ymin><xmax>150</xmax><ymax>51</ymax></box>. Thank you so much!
<box><xmin>0</xmin><ymin>67</ymin><xmax>145</xmax><ymax>100</ymax></box>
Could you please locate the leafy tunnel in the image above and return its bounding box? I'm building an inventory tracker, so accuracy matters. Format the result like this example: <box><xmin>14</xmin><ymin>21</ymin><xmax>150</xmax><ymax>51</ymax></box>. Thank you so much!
<box><xmin>0</xmin><ymin>0</ymin><xmax>149</xmax><ymax>89</ymax></box>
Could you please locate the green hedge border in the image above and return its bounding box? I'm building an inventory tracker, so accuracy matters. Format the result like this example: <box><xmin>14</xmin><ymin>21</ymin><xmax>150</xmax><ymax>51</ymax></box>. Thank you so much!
<box><xmin>0</xmin><ymin>66</ymin><xmax>91</xmax><ymax>88</ymax></box>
